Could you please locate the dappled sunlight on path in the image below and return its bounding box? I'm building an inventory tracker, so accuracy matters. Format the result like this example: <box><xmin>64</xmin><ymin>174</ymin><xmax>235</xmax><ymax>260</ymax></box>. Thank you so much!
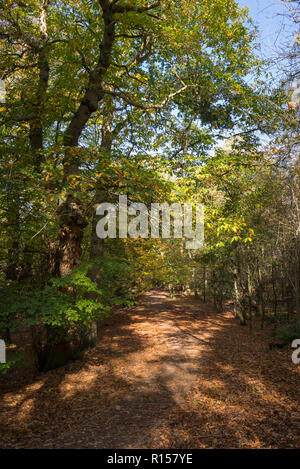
<box><xmin>1</xmin><ymin>290</ymin><xmax>299</xmax><ymax>448</ymax></box>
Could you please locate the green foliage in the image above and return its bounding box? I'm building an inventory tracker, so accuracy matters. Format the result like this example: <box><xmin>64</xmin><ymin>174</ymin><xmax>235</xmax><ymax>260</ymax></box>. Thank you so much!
<box><xmin>0</xmin><ymin>352</ymin><xmax>24</xmax><ymax>376</ymax></box>
<box><xmin>273</xmin><ymin>322</ymin><xmax>300</xmax><ymax>346</ymax></box>
<box><xmin>0</xmin><ymin>258</ymin><xmax>137</xmax><ymax>346</ymax></box>
<box><xmin>95</xmin><ymin>254</ymin><xmax>136</xmax><ymax>306</ymax></box>
<box><xmin>0</xmin><ymin>265</ymin><xmax>110</xmax><ymax>334</ymax></box>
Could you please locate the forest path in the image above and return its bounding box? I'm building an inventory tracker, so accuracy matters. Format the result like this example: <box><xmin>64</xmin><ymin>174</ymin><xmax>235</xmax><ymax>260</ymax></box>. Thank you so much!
<box><xmin>2</xmin><ymin>290</ymin><xmax>299</xmax><ymax>449</ymax></box>
<box><xmin>44</xmin><ymin>290</ymin><xmax>217</xmax><ymax>448</ymax></box>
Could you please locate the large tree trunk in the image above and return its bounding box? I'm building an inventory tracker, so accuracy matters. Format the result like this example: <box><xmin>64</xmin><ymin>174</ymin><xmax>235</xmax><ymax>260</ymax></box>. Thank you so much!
<box><xmin>55</xmin><ymin>3</ymin><xmax>116</xmax><ymax>276</ymax></box>
<box><xmin>57</xmin><ymin>195</ymin><xmax>88</xmax><ymax>277</ymax></box>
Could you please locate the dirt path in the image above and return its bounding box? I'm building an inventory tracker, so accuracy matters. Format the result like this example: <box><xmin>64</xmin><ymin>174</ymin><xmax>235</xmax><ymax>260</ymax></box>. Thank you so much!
<box><xmin>43</xmin><ymin>291</ymin><xmax>215</xmax><ymax>448</ymax></box>
<box><xmin>1</xmin><ymin>290</ymin><xmax>299</xmax><ymax>449</ymax></box>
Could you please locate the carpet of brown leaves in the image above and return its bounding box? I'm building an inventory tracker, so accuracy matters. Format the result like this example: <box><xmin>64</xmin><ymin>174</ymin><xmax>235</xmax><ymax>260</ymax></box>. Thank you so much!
<box><xmin>0</xmin><ymin>291</ymin><xmax>299</xmax><ymax>448</ymax></box>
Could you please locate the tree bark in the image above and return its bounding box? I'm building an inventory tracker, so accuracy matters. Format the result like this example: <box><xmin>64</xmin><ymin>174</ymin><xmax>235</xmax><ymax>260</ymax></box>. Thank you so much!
<box><xmin>56</xmin><ymin>2</ymin><xmax>116</xmax><ymax>278</ymax></box>
<box><xmin>233</xmin><ymin>255</ymin><xmax>247</xmax><ymax>325</ymax></box>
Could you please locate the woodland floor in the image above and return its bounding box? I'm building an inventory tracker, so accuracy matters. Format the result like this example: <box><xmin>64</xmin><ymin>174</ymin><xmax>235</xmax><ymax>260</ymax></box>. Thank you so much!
<box><xmin>0</xmin><ymin>290</ymin><xmax>300</xmax><ymax>449</ymax></box>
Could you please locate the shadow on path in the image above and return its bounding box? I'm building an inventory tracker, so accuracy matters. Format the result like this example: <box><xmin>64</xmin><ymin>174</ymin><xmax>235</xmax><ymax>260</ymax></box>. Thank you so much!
<box><xmin>2</xmin><ymin>290</ymin><xmax>297</xmax><ymax>449</ymax></box>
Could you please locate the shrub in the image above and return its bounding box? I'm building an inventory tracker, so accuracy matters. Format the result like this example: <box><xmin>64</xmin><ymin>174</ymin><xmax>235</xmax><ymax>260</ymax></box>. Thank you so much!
<box><xmin>273</xmin><ymin>321</ymin><xmax>300</xmax><ymax>346</ymax></box>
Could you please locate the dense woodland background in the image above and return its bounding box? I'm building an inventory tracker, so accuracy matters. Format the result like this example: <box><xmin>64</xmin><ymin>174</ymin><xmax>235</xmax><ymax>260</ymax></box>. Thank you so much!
<box><xmin>0</xmin><ymin>0</ymin><xmax>299</xmax><ymax>374</ymax></box>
